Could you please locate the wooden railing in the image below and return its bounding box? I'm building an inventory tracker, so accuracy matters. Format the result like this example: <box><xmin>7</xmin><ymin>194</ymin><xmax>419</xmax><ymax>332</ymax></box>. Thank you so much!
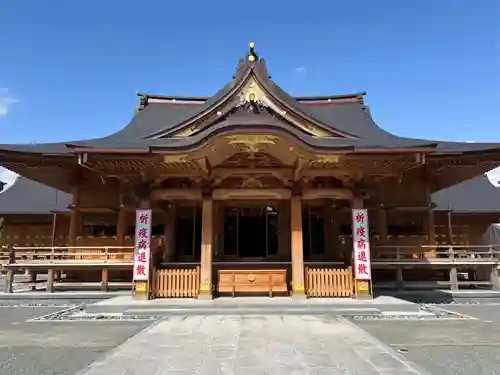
<box><xmin>1</xmin><ymin>246</ymin><xmax>134</xmax><ymax>266</ymax></box>
<box><xmin>371</xmin><ymin>245</ymin><xmax>500</xmax><ymax>265</ymax></box>
<box><xmin>153</xmin><ymin>266</ymin><xmax>200</xmax><ymax>298</ymax></box>
<box><xmin>305</xmin><ymin>267</ymin><xmax>353</xmax><ymax>298</ymax></box>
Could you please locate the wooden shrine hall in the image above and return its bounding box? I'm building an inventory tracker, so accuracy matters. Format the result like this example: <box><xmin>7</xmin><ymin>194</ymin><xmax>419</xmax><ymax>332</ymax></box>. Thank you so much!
<box><xmin>2</xmin><ymin>43</ymin><xmax>500</xmax><ymax>299</ymax></box>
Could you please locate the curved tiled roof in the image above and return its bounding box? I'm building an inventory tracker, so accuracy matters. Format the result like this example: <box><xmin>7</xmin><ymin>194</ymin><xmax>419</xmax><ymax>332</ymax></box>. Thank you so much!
<box><xmin>0</xmin><ymin>51</ymin><xmax>499</xmax><ymax>155</ymax></box>
<box><xmin>0</xmin><ymin>170</ymin><xmax>71</xmax><ymax>214</ymax></box>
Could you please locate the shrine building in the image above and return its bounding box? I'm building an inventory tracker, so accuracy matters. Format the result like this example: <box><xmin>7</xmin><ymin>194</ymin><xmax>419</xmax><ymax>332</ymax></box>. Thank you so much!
<box><xmin>1</xmin><ymin>43</ymin><xmax>500</xmax><ymax>299</ymax></box>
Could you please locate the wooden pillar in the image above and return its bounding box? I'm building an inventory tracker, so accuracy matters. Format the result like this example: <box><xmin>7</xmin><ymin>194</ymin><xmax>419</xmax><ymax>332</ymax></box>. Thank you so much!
<box><xmin>378</xmin><ymin>205</ymin><xmax>388</xmax><ymax>244</ymax></box>
<box><xmin>69</xmin><ymin>186</ymin><xmax>82</xmax><ymax>247</ymax></box>
<box><xmin>278</xmin><ymin>201</ymin><xmax>290</xmax><ymax>260</ymax></box>
<box><xmin>213</xmin><ymin>201</ymin><xmax>223</xmax><ymax>259</ymax></box>
<box><xmin>162</xmin><ymin>205</ymin><xmax>175</xmax><ymax>262</ymax></box>
<box><xmin>449</xmin><ymin>267</ymin><xmax>459</xmax><ymax>291</ymax></box>
<box><xmin>446</xmin><ymin>211</ymin><xmax>453</xmax><ymax>245</ymax></box>
<box><xmin>51</xmin><ymin>213</ymin><xmax>58</xmax><ymax>247</ymax></box>
<box><xmin>116</xmin><ymin>208</ymin><xmax>127</xmax><ymax>247</ymax></box>
<box><xmin>426</xmin><ymin>206</ymin><xmax>436</xmax><ymax>258</ymax></box>
<box><xmin>101</xmin><ymin>268</ymin><xmax>109</xmax><ymax>292</ymax></box>
<box><xmin>46</xmin><ymin>269</ymin><xmax>55</xmax><ymax>293</ymax></box>
<box><xmin>291</xmin><ymin>196</ymin><xmax>305</xmax><ymax>298</ymax></box>
<box><xmin>396</xmin><ymin>268</ymin><xmax>404</xmax><ymax>290</ymax></box>
<box><xmin>4</xmin><ymin>269</ymin><xmax>13</xmax><ymax>293</ymax></box>
<box><xmin>29</xmin><ymin>270</ymin><xmax>37</xmax><ymax>291</ymax></box>
<box><xmin>199</xmin><ymin>197</ymin><xmax>213</xmax><ymax>299</ymax></box>
<box><xmin>50</xmin><ymin>213</ymin><xmax>60</xmax><ymax>282</ymax></box>
<box><xmin>331</xmin><ymin>208</ymin><xmax>340</xmax><ymax>261</ymax></box>
<box><xmin>491</xmin><ymin>266</ymin><xmax>500</xmax><ymax>291</ymax></box>
<box><xmin>323</xmin><ymin>203</ymin><xmax>335</xmax><ymax>261</ymax></box>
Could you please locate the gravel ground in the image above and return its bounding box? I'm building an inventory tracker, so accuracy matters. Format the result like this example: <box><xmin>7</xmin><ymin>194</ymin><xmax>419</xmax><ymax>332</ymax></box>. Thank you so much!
<box><xmin>353</xmin><ymin>308</ymin><xmax>500</xmax><ymax>375</ymax></box>
<box><xmin>0</xmin><ymin>306</ymin><xmax>153</xmax><ymax>375</ymax></box>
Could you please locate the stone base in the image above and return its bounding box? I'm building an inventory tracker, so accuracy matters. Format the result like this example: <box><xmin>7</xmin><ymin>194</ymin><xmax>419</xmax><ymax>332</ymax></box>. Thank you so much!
<box><xmin>291</xmin><ymin>292</ymin><xmax>307</xmax><ymax>299</ymax></box>
<box><xmin>197</xmin><ymin>293</ymin><xmax>213</xmax><ymax>300</ymax></box>
<box><xmin>353</xmin><ymin>294</ymin><xmax>373</xmax><ymax>301</ymax></box>
<box><xmin>133</xmin><ymin>293</ymin><xmax>149</xmax><ymax>300</ymax></box>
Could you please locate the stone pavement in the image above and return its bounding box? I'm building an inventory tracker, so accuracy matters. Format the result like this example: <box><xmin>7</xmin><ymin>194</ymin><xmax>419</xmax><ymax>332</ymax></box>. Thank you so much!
<box><xmin>77</xmin><ymin>315</ymin><xmax>430</xmax><ymax>375</ymax></box>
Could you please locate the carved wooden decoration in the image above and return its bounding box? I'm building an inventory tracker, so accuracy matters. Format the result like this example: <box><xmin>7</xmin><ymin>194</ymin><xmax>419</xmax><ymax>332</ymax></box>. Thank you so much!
<box><xmin>169</xmin><ymin>75</ymin><xmax>334</xmax><ymax>138</ymax></box>
<box><xmin>163</xmin><ymin>154</ymin><xmax>189</xmax><ymax>163</ymax></box>
<box><xmin>225</xmin><ymin>134</ymin><xmax>278</xmax><ymax>154</ymax></box>
<box><xmin>313</xmin><ymin>155</ymin><xmax>341</xmax><ymax>164</ymax></box>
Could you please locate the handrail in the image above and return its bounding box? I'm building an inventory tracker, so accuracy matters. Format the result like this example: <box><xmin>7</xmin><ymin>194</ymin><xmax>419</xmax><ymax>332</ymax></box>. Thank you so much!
<box><xmin>372</xmin><ymin>245</ymin><xmax>500</xmax><ymax>249</ymax></box>
<box><xmin>0</xmin><ymin>245</ymin><xmax>135</xmax><ymax>266</ymax></box>
<box><xmin>10</xmin><ymin>246</ymin><xmax>134</xmax><ymax>250</ymax></box>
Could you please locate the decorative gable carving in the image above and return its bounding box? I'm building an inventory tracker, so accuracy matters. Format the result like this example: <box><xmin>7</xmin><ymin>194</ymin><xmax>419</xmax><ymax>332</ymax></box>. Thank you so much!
<box><xmin>168</xmin><ymin>75</ymin><xmax>336</xmax><ymax>138</ymax></box>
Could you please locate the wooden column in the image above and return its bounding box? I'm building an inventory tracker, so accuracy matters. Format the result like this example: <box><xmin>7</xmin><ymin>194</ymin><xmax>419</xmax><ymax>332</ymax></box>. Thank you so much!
<box><xmin>213</xmin><ymin>201</ymin><xmax>224</xmax><ymax>259</ymax></box>
<box><xmin>4</xmin><ymin>269</ymin><xmax>13</xmax><ymax>293</ymax></box>
<box><xmin>278</xmin><ymin>201</ymin><xmax>290</xmax><ymax>260</ymax></box>
<box><xmin>116</xmin><ymin>208</ymin><xmax>127</xmax><ymax>247</ymax></box>
<box><xmin>68</xmin><ymin>186</ymin><xmax>82</xmax><ymax>247</ymax></box>
<box><xmin>491</xmin><ymin>266</ymin><xmax>500</xmax><ymax>291</ymax></box>
<box><xmin>101</xmin><ymin>267</ymin><xmax>109</xmax><ymax>292</ymax></box>
<box><xmin>450</xmin><ymin>267</ymin><xmax>459</xmax><ymax>291</ymax></box>
<box><xmin>378</xmin><ymin>205</ymin><xmax>388</xmax><ymax>244</ymax></box>
<box><xmin>46</xmin><ymin>269</ymin><xmax>55</xmax><ymax>293</ymax></box>
<box><xmin>291</xmin><ymin>196</ymin><xmax>305</xmax><ymax>298</ymax></box>
<box><xmin>199</xmin><ymin>197</ymin><xmax>213</xmax><ymax>299</ymax></box>
<box><xmin>67</xmin><ymin>187</ymin><xmax>82</xmax><ymax>282</ymax></box>
<box><xmin>427</xmin><ymin>206</ymin><xmax>436</xmax><ymax>258</ymax></box>
<box><xmin>162</xmin><ymin>205</ymin><xmax>176</xmax><ymax>262</ymax></box>
<box><xmin>51</xmin><ymin>213</ymin><xmax>59</xmax><ymax>247</ymax></box>
<box><xmin>323</xmin><ymin>203</ymin><xmax>335</xmax><ymax>261</ymax></box>
<box><xmin>331</xmin><ymin>208</ymin><xmax>341</xmax><ymax>261</ymax></box>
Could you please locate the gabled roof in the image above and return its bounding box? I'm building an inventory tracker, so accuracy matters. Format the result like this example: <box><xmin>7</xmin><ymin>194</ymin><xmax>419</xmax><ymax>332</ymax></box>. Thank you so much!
<box><xmin>0</xmin><ymin>173</ymin><xmax>71</xmax><ymax>214</ymax></box>
<box><xmin>1</xmin><ymin>44</ymin><xmax>500</xmax><ymax>155</ymax></box>
<box><xmin>433</xmin><ymin>173</ymin><xmax>500</xmax><ymax>213</ymax></box>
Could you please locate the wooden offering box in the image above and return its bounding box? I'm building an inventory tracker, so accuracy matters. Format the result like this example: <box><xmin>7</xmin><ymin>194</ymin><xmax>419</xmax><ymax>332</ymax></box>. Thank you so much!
<box><xmin>217</xmin><ymin>269</ymin><xmax>288</xmax><ymax>297</ymax></box>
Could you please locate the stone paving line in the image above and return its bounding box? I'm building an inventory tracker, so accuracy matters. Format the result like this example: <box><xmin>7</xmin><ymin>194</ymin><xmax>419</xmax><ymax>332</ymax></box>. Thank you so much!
<box><xmin>77</xmin><ymin>315</ymin><xmax>431</xmax><ymax>375</ymax></box>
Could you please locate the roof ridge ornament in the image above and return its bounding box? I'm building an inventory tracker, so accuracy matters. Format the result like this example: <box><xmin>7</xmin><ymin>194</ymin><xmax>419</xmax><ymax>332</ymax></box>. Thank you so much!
<box><xmin>236</xmin><ymin>42</ymin><xmax>260</xmax><ymax>74</ymax></box>
<box><xmin>247</xmin><ymin>41</ymin><xmax>258</xmax><ymax>62</ymax></box>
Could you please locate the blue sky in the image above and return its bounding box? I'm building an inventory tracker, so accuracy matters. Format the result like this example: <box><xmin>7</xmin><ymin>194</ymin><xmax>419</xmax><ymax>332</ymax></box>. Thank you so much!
<box><xmin>0</xmin><ymin>0</ymin><xmax>498</xmax><ymax>144</ymax></box>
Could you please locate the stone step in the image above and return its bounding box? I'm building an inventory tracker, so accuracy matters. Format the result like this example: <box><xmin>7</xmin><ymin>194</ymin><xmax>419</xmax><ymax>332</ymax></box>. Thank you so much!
<box><xmin>119</xmin><ymin>306</ymin><xmax>382</xmax><ymax>316</ymax></box>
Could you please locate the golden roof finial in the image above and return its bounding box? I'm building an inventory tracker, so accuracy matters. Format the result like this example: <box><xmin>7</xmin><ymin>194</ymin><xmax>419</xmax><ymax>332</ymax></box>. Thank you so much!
<box><xmin>248</xmin><ymin>41</ymin><xmax>257</xmax><ymax>62</ymax></box>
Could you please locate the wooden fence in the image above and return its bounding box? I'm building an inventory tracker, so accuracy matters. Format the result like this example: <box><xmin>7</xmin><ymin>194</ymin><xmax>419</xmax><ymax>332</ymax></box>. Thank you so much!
<box><xmin>305</xmin><ymin>267</ymin><xmax>353</xmax><ymax>298</ymax></box>
<box><xmin>153</xmin><ymin>267</ymin><xmax>200</xmax><ymax>298</ymax></box>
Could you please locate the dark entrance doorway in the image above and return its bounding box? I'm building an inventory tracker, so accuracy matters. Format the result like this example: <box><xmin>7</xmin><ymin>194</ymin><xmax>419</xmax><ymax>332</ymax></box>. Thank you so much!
<box><xmin>223</xmin><ymin>205</ymin><xmax>278</xmax><ymax>258</ymax></box>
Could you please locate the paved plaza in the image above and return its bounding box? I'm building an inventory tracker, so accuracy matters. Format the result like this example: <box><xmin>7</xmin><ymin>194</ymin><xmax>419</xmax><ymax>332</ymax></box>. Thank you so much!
<box><xmin>0</xmin><ymin>302</ymin><xmax>150</xmax><ymax>374</ymax></box>
<box><xmin>78</xmin><ymin>315</ymin><xmax>427</xmax><ymax>375</ymax></box>
<box><xmin>2</xmin><ymin>288</ymin><xmax>500</xmax><ymax>374</ymax></box>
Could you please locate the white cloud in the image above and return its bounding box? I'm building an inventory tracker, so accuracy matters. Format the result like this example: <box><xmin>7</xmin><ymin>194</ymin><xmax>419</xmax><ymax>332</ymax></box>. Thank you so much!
<box><xmin>0</xmin><ymin>88</ymin><xmax>18</xmax><ymax>116</ymax></box>
<box><xmin>295</xmin><ymin>66</ymin><xmax>307</xmax><ymax>74</ymax></box>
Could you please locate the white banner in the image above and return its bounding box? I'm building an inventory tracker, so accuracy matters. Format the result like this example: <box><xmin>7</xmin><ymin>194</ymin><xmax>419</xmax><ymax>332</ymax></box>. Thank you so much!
<box><xmin>133</xmin><ymin>209</ymin><xmax>152</xmax><ymax>282</ymax></box>
<box><xmin>351</xmin><ymin>209</ymin><xmax>372</xmax><ymax>280</ymax></box>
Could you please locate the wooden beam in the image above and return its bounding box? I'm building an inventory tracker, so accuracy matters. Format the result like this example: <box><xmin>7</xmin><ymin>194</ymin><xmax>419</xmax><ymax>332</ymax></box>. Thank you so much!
<box><xmin>302</xmin><ymin>188</ymin><xmax>353</xmax><ymax>200</ymax></box>
<box><xmin>212</xmin><ymin>188</ymin><xmax>291</xmax><ymax>200</ymax></box>
<box><xmin>293</xmin><ymin>157</ymin><xmax>308</xmax><ymax>180</ymax></box>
